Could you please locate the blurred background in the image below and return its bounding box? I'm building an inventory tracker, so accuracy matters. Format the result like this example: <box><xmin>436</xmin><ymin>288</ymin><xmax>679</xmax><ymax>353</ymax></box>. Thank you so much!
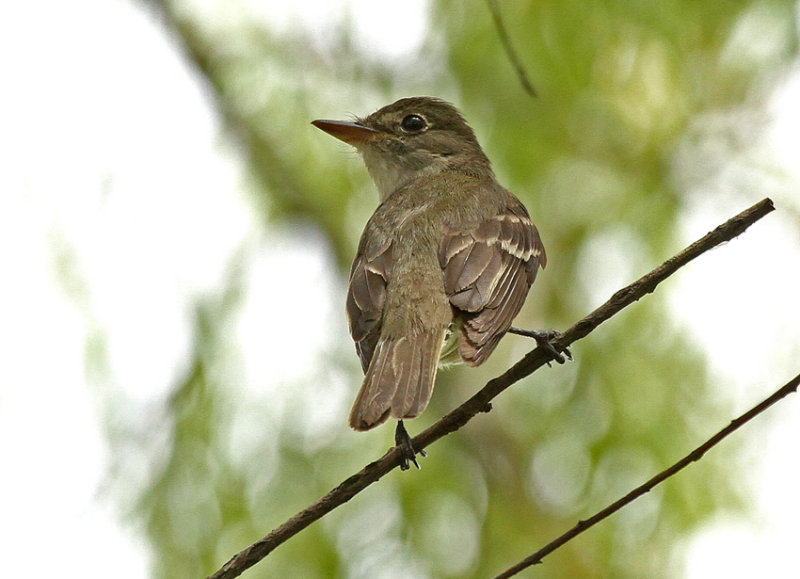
<box><xmin>2</xmin><ymin>0</ymin><xmax>799</xmax><ymax>577</ymax></box>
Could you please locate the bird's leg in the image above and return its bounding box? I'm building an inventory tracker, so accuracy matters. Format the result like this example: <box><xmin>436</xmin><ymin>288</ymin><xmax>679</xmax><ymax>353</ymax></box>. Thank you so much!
<box><xmin>507</xmin><ymin>328</ymin><xmax>572</xmax><ymax>365</ymax></box>
<box><xmin>394</xmin><ymin>420</ymin><xmax>426</xmax><ymax>471</ymax></box>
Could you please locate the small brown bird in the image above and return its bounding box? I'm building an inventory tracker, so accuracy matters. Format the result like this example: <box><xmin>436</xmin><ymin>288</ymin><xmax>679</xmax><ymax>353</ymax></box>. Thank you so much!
<box><xmin>313</xmin><ymin>97</ymin><xmax>558</xmax><ymax>469</ymax></box>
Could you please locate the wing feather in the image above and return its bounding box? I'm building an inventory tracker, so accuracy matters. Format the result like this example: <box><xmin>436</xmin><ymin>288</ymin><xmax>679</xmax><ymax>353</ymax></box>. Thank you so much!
<box><xmin>440</xmin><ymin>203</ymin><xmax>545</xmax><ymax>365</ymax></box>
<box><xmin>347</xmin><ymin>237</ymin><xmax>392</xmax><ymax>373</ymax></box>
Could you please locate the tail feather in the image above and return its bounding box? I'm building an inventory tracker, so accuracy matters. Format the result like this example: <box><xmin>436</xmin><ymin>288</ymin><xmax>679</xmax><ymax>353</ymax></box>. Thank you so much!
<box><xmin>349</xmin><ymin>330</ymin><xmax>443</xmax><ymax>431</ymax></box>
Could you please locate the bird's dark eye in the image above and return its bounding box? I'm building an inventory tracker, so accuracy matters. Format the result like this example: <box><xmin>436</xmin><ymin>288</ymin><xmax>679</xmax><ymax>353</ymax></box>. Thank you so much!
<box><xmin>400</xmin><ymin>114</ymin><xmax>427</xmax><ymax>133</ymax></box>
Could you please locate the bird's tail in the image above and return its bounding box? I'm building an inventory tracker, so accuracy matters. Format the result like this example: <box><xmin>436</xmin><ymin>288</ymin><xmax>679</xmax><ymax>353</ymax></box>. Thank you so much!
<box><xmin>349</xmin><ymin>329</ymin><xmax>443</xmax><ymax>431</ymax></box>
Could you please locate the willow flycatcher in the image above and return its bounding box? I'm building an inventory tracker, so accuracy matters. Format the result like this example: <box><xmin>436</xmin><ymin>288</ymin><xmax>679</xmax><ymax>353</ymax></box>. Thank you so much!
<box><xmin>313</xmin><ymin>97</ymin><xmax>563</xmax><ymax>469</ymax></box>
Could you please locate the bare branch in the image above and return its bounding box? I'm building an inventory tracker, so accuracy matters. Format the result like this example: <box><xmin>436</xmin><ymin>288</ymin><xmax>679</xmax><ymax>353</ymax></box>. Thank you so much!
<box><xmin>206</xmin><ymin>197</ymin><xmax>775</xmax><ymax>579</ymax></box>
<box><xmin>493</xmin><ymin>370</ymin><xmax>800</xmax><ymax>579</ymax></box>
<box><xmin>486</xmin><ymin>0</ymin><xmax>538</xmax><ymax>97</ymax></box>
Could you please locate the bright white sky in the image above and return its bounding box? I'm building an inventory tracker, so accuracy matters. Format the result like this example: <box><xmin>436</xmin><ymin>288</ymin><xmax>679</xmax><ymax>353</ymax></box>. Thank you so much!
<box><xmin>0</xmin><ymin>1</ymin><xmax>798</xmax><ymax>578</ymax></box>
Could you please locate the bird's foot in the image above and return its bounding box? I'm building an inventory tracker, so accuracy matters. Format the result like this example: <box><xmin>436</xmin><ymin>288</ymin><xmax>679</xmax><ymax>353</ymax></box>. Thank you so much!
<box><xmin>507</xmin><ymin>328</ymin><xmax>573</xmax><ymax>366</ymax></box>
<box><xmin>394</xmin><ymin>420</ymin><xmax>426</xmax><ymax>471</ymax></box>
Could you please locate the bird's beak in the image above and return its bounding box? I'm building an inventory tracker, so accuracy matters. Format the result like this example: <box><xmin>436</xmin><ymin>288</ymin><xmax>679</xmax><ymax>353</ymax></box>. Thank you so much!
<box><xmin>311</xmin><ymin>119</ymin><xmax>380</xmax><ymax>146</ymax></box>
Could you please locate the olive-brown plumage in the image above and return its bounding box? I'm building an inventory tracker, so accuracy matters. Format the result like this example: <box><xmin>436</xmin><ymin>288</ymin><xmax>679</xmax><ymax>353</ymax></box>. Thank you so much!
<box><xmin>313</xmin><ymin>97</ymin><xmax>546</xmax><ymax>432</ymax></box>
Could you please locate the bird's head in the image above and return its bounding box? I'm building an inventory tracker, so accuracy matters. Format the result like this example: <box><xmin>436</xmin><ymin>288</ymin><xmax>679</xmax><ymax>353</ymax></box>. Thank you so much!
<box><xmin>313</xmin><ymin>97</ymin><xmax>492</xmax><ymax>199</ymax></box>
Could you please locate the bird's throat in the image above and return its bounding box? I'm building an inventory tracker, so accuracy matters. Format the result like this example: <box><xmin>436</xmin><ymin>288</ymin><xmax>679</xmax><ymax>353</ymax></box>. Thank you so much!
<box><xmin>362</xmin><ymin>148</ymin><xmax>456</xmax><ymax>201</ymax></box>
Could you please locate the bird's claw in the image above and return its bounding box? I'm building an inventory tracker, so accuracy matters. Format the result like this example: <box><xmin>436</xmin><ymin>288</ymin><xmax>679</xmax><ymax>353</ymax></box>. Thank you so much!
<box><xmin>508</xmin><ymin>327</ymin><xmax>572</xmax><ymax>365</ymax></box>
<box><xmin>395</xmin><ymin>420</ymin><xmax>426</xmax><ymax>471</ymax></box>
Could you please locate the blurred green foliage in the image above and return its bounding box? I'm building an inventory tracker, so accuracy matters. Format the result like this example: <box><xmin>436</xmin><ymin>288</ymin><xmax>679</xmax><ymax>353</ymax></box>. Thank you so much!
<box><xmin>125</xmin><ymin>0</ymin><xmax>798</xmax><ymax>577</ymax></box>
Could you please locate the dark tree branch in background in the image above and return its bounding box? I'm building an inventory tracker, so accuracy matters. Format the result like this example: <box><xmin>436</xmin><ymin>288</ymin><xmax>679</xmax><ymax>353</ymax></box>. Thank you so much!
<box><xmin>493</xmin><ymin>371</ymin><xmax>800</xmax><ymax>579</ymax></box>
<box><xmin>206</xmin><ymin>198</ymin><xmax>775</xmax><ymax>579</ymax></box>
<box><xmin>486</xmin><ymin>0</ymin><xmax>538</xmax><ymax>97</ymax></box>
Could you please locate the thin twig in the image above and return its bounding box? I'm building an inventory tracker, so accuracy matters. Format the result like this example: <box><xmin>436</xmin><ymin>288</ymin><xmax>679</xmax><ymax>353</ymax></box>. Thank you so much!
<box><xmin>486</xmin><ymin>0</ymin><xmax>538</xmax><ymax>97</ymax></box>
<box><xmin>206</xmin><ymin>198</ymin><xmax>775</xmax><ymax>579</ymax></box>
<box><xmin>493</xmin><ymin>371</ymin><xmax>800</xmax><ymax>579</ymax></box>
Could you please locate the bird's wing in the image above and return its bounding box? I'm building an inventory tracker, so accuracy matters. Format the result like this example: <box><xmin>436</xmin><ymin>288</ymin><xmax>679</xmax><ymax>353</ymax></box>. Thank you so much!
<box><xmin>346</xmin><ymin>236</ymin><xmax>393</xmax><ymax>373</ymax></box>
<box><xmin>439</xmin><ymin>203</ymin><xmax>545</xmax><ymax>365</ymax></box>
